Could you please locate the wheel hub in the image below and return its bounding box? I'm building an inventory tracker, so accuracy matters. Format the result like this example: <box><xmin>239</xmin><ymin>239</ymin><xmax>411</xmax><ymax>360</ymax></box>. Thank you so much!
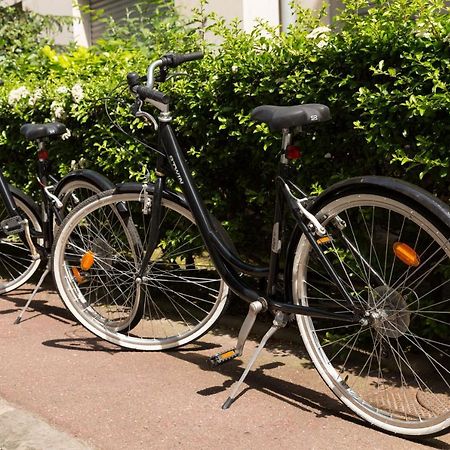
<box><xmin>367</xmin><ymin>286</ymin><xmax>410</xmax><ymax>338</ymax></box>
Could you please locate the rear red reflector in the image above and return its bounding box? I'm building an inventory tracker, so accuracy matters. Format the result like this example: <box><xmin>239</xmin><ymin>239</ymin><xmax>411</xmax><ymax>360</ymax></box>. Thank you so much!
<box><xmin>38</xmin><ymin>150</ymin><xmax>49</xmax><ymax>160</ymax></box>
<box><xmin>286</xmin><ymin>145</ymin><xmax>301</xmax><ymax>160</ymax></box>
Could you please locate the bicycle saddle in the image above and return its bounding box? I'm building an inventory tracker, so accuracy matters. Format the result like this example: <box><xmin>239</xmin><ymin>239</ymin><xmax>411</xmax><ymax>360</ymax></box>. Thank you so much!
<box><xmin>20</xmin><ymin>122</ymin><xmax>67</xmax><ymax>140</ymax></box>
<box><xmin>251</xmin><ymin>104</ymin><xmax>331</xmax><ymax>131</ymax></box>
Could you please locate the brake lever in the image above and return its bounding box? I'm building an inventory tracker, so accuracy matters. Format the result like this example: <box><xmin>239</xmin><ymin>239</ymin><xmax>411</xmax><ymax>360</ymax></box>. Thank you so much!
<box><xmin>166</xmin><ymin>72</ymin><xmax>189</xmax><ymax>81</ymax></box>
<box><xmin>156</xmin><ymin>66</ymin><xmax>169</xmax><ymax>83</ymax></box>
<box><xmin>132</xmin><ymin>97</ymin><xmax>158</xmax><ymax>130</ymax></box>
<box><xmin>136</xmin><ymin>110</ymin><xmax>158</xmax><ymax>130</ymax></box>
<box><xmin>130</xmin><ymin>97</ymin><xmax>142</xmax><ymax>116</ymax></box>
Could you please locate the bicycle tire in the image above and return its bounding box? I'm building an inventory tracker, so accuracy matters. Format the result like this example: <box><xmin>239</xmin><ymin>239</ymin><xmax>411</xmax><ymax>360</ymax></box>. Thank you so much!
<box><xmin>52</xmin><ymin>186</ymin><xmax>229</xmax><ymax>350</ymax></box>
<box><xmin>0</xmin><ymin>186</ymin><xmax>42</xmax><ymax>294</ymax></box>
<box><xmin>287</xmin><ymin>177</ymin><xmax>450</xmax><ymax>437</ymax></box>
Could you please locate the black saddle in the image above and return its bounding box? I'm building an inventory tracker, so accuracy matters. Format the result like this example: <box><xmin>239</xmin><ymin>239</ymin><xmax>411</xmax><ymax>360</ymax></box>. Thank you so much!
<box><xmin>251</xmin><ymin>104</ymin><xmax>331</xmax><ymax>132</ymax></box>
<box><xmin>20</xmin><ymin>122</ymin><xmax>67</xmax><ymax>140</ymax></box>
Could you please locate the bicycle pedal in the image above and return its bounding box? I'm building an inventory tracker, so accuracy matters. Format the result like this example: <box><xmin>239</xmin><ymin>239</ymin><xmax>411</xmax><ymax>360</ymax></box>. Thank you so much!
<box><xmin>208</xmin><ymin>348</ymin><xmax>240</xmax><ymax>367</ymax></box>
<box><xmin>1</xmin><ymin>216</ymin><xmax>24</xmax><ymax>235</ymax></box>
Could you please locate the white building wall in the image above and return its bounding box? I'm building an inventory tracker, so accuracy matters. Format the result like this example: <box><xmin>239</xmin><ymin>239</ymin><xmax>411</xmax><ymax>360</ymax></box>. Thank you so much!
<box><xmin>22</xmin><ymin>0</ymin><xmax>72</xmax><ymax>14</ymax></box>
<box><xmin>174</xmin><ymin>0</ymin><xmax>335</xmax><ymax>32</ymax></box>
<box><xmin>174</xmin><ymin>0</ymin><xmax>243</xmax><ymax>22</ymax></box>
<box><xmin>2</xmin><ymin>0</ymin><xmax>336</xmax><ymax>47</ymax></box>
<box><xmin>22</xmin><ymin>0</ymin><xmax>76</xmax><ymax>45</ymax></box>
<box><xmin>242</xmin><ymin>0</ymin><xmax>279</xmax><ymax>32</ymax></box>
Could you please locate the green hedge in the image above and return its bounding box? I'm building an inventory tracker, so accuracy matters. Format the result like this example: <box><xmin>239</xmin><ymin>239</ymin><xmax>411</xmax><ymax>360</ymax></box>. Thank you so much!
<box><xmin>0</xmin><ymin>0</ymin><xmax>449</xmax><ymax>256</ymax></box>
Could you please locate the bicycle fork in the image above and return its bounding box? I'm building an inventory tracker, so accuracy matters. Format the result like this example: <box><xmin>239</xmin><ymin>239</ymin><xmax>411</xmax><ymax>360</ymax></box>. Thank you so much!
<box><xmin>136</xmin><ymin>165</ymin><xmax>166</xmax><ymax>280</ymax></box>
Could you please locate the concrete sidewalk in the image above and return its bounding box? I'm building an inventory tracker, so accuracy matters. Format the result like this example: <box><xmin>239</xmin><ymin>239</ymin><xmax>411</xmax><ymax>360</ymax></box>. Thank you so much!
<box><xmin>0</xmin><ymin>283</ymin><xmax>449</xmax><ymax>450</ymax></box>
<box><xmin>0</xmin><ymin>397</ymin><xmax>91</xmax><ymax>449</ymax></box>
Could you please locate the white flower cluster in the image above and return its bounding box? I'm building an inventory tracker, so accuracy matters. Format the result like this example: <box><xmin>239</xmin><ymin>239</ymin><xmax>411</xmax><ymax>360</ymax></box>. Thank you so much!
<box><xmin>71</xmin><ymin>83</ymin><xmax>84</xmax><ymax>103</ymax></box>
<box><xmin>306</xmin><ymin>26</ymin><xmax>331</xmax><ymax>49</ymax></box>
<box><xmin>28</xmin><ymin>88</ymin><xmax>43</xmax><ymax>106</ymax></box>
<box><xmin>8</xmin><ymin>86</ymin><xmax>30</xmax><ymax>105</ymax></box>
<box><xmin>50</xmin><ymin>101</ymin><xmax>66</xmax><ymax>120</ymax></box>
<box><xmin>56</xmin><ymin>86</ymin><xmax>69</xmax><ymax>95</ymax></box>
<box><xmin>61</xmin><ymin>128</ymin><xmax>71</xmax><ymax>140</ymax></box>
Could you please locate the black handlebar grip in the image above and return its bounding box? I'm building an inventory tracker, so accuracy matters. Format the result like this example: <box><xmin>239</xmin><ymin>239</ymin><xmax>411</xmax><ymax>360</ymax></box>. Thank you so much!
<box><xmin>162</xmin><ymin>51</ymin><xmax>204</xmax><ymax>68</ymax></box>
<box><xmin>136</xmin><ymin>86</ymin><xmax>170</xmax><ymax>104</ymax></box>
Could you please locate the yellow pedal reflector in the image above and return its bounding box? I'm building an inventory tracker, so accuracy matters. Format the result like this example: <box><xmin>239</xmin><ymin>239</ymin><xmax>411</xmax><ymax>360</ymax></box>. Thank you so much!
<box><xmin>220</xmin><ymin>350</ymin><xmax>237</xmax><ymax>359</ymax></box>
<box><xmin>71</xmin><ymin>267</ymin><xmax>86</xmax><ymax>284</ymax></box>
<box><xmin>393</xmin><ymin>242</ymin><xmax>420</xmax><ymax>267</ymax></box>
<box><xmin>80</xmin><ymin>250</ymin><xmax>95</xmax><ymax>271</ymax></box>
<box><xmin>208</xmin><ymin>348</ymin><xmax>239</xmax><ymax>366</ymax></box>
<box><xmin>317</xmin><ymin>236</ymin><xmax>332</xmax><ymax>245</ymax></box>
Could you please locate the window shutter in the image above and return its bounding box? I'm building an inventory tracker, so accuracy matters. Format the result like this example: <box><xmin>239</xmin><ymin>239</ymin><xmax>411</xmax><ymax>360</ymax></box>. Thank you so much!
<box><xmin>89</xmin><ymin>0</ymin><xmax>141</xmax><ymax>42</ymax></box>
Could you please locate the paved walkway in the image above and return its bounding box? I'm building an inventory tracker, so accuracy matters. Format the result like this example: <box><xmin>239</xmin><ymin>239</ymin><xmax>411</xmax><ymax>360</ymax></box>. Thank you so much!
<box><xmin>0</xmin><ymin>397</ymin><xmax>91</xmax><ymax>449</ymax></box>
<box><xmin>0</xmin><ymin>283</ymin><xmax>449</xmax><ymax>449</ymax></box>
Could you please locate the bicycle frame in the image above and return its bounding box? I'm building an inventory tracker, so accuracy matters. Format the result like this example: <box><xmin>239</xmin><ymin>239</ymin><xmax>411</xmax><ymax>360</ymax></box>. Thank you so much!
<box><xmin>0</xmin><ymin>171</ymin><xmax>20</xmax><ymax>217</ymax></box>
<box><xmin>140</xmin><ymin>117</ymin><xmax>359</xmax><ymax>325</ymax></box>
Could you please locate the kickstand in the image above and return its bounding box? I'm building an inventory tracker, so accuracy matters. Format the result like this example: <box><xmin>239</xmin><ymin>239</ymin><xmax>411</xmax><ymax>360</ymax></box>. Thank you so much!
<box><xmin>14</xmin><ymin>266</ymin><xmax>50</xmax><ymax>324</ymax></box>
<box><xmin>222</xmin><ymin>311</ymin><xmax>288</xmax><ymax>409</ymax></box>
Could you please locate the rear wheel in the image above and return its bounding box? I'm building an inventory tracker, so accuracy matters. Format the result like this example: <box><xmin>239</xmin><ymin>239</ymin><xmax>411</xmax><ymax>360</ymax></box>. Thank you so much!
<box><xmin>52</xmin><ymin>188</ymin><xmax>229</xmax><ymax>350</ymax></box>
<box><xmin>0</xmin><ymin>188</ymin><xmax>42</xmax><ymax>294</ymax></box>
<box><xmin>289</xmin><ymin>187</ymin><xmax>450</xmax><ymax>437</ymax></box>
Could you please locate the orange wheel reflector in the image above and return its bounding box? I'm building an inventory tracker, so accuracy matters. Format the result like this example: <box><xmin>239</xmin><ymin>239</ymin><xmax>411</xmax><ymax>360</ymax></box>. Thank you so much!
<box><xmin>80</xmin><ymin>250</ymin><xmax>95</xmax><ymax>271</ymax></box>
<box><xmin>317</xmin><ymin>236</ymin><xmax>332</xmax><ymax>245</ymax></box>
<box><xmin>393</xmin><ymin>242</ymin><xmax>420</xmax><ymax>267</ymax></box>
<box><xmin>71</xmin><ymin>267</ymin><xmax>85</xmax><ymax>284</ymax></box>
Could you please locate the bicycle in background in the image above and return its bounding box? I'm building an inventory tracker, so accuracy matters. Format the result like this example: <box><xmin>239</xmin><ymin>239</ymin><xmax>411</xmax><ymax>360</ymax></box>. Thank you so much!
<box><xmin>0</xmin><ymin>121</ymin><xmax>114</xmax><ymax>322</ymax></box>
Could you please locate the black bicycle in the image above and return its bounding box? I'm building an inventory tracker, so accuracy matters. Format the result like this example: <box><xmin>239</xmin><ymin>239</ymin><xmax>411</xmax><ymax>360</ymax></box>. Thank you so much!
<box><xmin>52</xmin><ymin>53</ymin><xmax>449</xmax><ymax>437</ymax></box>
<box><xmin>0</xmin><ymin>121</ymin><xmax>114</xmax><ymax>322</ymax></box>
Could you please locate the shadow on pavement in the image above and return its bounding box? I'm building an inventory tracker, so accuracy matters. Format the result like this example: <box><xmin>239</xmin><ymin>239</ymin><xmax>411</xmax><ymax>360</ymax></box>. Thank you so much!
<box><xmin>0</xmin><ymin>285</ymin><xmax>74</xmax><ymax>325</ymax></box>
<box><xmin>1</xmin><ymin>286</ymin><xmax>448</xmax><ymax>448</ymax></box>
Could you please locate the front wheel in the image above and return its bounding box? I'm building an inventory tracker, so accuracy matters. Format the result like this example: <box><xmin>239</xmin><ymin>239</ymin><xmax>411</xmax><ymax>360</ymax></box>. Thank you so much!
<box><xmin>52</xmin><ymin>188</ymin><xmax>229</xmax><ymax>350</ymax></box>
<box><xmin>288</xmin><ymin>180</ymin><xmax>450</xmax><ymax>437</ymax></box>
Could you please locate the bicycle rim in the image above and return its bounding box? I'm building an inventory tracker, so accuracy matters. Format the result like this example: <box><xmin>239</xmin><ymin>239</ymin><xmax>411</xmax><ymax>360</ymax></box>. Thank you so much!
<box><xmin>53</xmin><ymin>190</ymin><xmax>229</xmax><ymax>350</ymax></box>
<box><xmin>292</xmin><ymin>193</ymin><xmax>450</xmax><ymax>436</ymax></box>
<box><xmin>0</xmin><ymin>192</ymin><xmax>42</xmax><ymax>294</ymax></box>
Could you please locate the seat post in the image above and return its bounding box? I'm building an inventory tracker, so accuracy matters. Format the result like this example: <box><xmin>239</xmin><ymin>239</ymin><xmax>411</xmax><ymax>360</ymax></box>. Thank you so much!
<box><xmin>36</xmin><ymin>138</ymin><xmax>53</xmax><ymax>251</ymax></box>
<box><xmin>281</xmin><ymin>128</ymin><xmax>292</xmax><ymax>154</ymax></box>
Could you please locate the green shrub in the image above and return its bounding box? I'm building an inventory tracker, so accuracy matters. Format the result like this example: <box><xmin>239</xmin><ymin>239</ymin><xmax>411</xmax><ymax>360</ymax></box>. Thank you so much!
<box><xmin>0</xmin><ymin>0</ymin><xmax>448</xmax><ymax>256</ymax></box>
<box><xmin>170</xmin><ymin>0</ymin><xmax>450</xmax><ymax>252</ymax></box>
<box><xmin>0</xmin><ymin>1</ymin><xmax>197</xmax><ymax>190</ymax></box>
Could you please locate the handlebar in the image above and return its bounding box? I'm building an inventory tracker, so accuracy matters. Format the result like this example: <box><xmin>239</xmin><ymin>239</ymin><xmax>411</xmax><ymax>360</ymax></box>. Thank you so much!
<box><xmin>127</xmin><ymin>51</ymin><xmax>203</xmax><ymax>104</ymax></box>
<box><xmin>135</xmin><ymin>86</ymin><xmax>170</xmax><ymax>105</ymax></box>
<box><xmin>160</xmin><ymin>52</ymin><xmax>203</xmax><ymax>68</ymax></box>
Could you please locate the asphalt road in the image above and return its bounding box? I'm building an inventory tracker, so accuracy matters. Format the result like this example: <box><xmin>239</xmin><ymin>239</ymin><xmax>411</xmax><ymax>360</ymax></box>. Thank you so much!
<box><xmin>0</xmin><ymin>283</ymin><xmax>449</xmax><ymax>450</ymax></box>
